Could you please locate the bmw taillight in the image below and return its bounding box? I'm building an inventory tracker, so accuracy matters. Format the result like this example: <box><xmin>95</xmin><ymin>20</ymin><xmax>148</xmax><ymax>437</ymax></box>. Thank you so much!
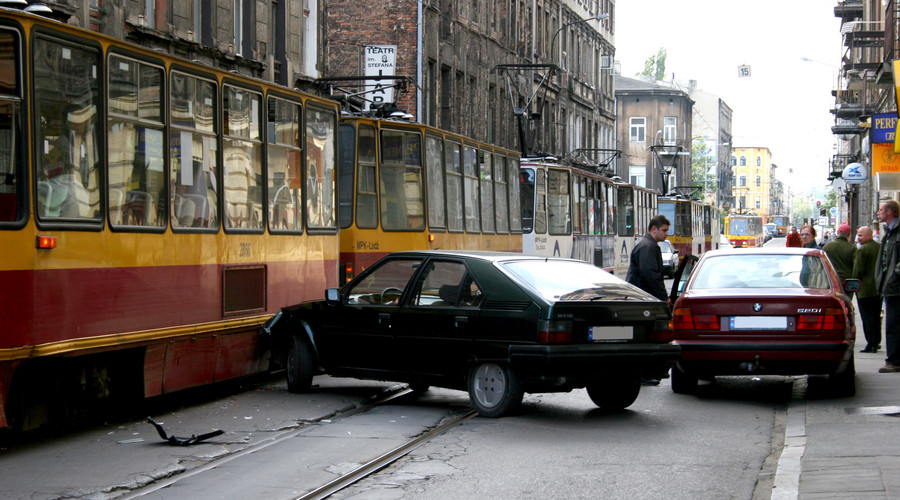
<box><xmin>797</xmin><ymin>308</ymin><xmax>846</xmax><ymax>330</ymax></box>
<box><xmin>537</xmin><ymin>319</ymin><xmax>573</xmax><ymax>343</ymax></box>
<box><xmin>673</xmin><ymin>308</ymin><xmax>718</xmax><ymax>330</ymax></box>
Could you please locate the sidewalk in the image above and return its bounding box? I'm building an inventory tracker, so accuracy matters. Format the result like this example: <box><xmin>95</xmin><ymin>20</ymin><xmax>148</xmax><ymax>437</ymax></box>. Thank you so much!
<box><xmin>780</xmin><ymin>303</ymin><xmax>900</xmax><ymax>499</ymax></box>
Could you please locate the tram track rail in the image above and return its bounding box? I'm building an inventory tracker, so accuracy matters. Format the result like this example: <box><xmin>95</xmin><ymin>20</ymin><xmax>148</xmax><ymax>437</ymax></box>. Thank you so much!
<box><xmin>119</xmin><ymin>385</ymin><xmax>476</xmax><ymax>499</ymax></box>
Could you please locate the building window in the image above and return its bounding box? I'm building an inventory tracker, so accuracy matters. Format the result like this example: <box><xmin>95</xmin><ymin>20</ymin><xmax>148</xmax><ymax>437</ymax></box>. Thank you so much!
<box><xmin>739</xmin><ymin>175</ymin><xmax>747</xmax><ymax>187</ymax></box>
<box><xmin>629</xmin><ymin>166</ymin><xmax>645</xmax><ymax>187</ymax></box>
<box><xmin>663</xmin><ymin>117</ymin><xmax>676</xmax><ymax>145</ymax></box>
<box><xmin>629</xmin><ymin>117</ymin><xmax>645</xmax><ymax>143</ymax></box>
<box><xmin>731</xmin><ymin>156</ymin><xmax>736</xmax><ymax>166</ymax></box>
<box><xmin>144</xmin><ymin>0</ymin><xmax>156</xmax><ymax>29</ymax></box>
<box><xmin>756</xmin><ymin>175</ymin><xmax>761</xmax><ymax>187</ymax></box>
<box><xmin>233</xmin><ymin>0</ymin><xmax>243</xmax><ymax>55</ymax></box>
<box><xmin>755</xmin><ymin>196</ymin><xmax>761</xmax><ymax>209</ymax></box>
<box><xmin>739</xmin><ymin>156</ymin><xmax>746</xmax><ymax>166</ymax></box>
<box><xmin>756</xmin><ymin>156</ymin><xmax>761</xmax><ymax>166</ymax></box>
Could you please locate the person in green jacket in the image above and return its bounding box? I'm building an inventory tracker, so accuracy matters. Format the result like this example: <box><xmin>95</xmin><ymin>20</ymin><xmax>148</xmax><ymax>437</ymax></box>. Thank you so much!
<box><xmin>854</xmin><ymin>225</ymin><xmax>882</xmax><ymax>353</ymax></box>
<box><xmin>824</xmin><ymin>223</ymin><xmax>857</xmax><ymax>283</ymax></box>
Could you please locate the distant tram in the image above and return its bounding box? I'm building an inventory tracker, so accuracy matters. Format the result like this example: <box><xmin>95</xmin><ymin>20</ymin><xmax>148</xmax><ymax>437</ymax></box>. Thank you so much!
<box><xmin>725</xmin><ymin>215</ymin><xmax>765</xmax><ymax>248</ymax></box>
<box><xmin>769</xmin><ymin>215</ymin><xmax>789</xmax><ymax>237</ymax></box>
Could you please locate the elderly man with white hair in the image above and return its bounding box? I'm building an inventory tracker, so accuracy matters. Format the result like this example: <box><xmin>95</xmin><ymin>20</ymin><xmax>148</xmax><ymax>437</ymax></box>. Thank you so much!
<box><xmin>854</xmin><ymin>225</ymin><xmax>882</xmax><ymax>353</ymax></box>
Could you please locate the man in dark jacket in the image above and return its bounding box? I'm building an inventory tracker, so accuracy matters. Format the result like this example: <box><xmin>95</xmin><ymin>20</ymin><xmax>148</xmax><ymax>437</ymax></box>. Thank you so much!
<box><xmin>854</xmin><ymin>225</ymin><xmax>882</xmax><ymax>353</ymax></box>
<box><xmin>626</xmin><ymin>214</ymin><xmax>671</xmax><ymax>386</ymax></box>
<box><xmin>626</xmin><ymin>214</ymin><xmax>671</xmax><ymax>304</ymax></box>
<box><xmin>823</xmin><ymin>223</ymin><xmax>857</xmax><ymax>282</ymax></box>
<box><xmin>876</xmin><ymin>200</ymin><xmax>900</xmax><ymax>373</ymax></box>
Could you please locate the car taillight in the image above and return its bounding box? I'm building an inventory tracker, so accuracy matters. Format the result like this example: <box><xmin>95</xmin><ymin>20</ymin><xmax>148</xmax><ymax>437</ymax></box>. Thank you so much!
<box><xmin>537</xmin><ymin>319</ymin><xmax>573</xmax><ymax>343</ymax></box>
<box><xmin>673</xmin><ymin>308</ymin><xmax>718</xmax><ymax>330</ymax></box>
<box><xmin>650</xmin><ymin>318</ymin><xmax>674</xmax><ymax>343</ymax></box>
<box><xmin>797</xmin><ymin>308</ymin><xmax>847</xmax><ymax>330</ymax></box>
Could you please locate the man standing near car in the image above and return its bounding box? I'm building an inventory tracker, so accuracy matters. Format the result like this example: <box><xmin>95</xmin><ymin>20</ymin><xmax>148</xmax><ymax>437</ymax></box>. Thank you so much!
<box><xmin>823</xmin><ymin>223</ymin><xmax>857</xmax><ymax>282</ymax></box>
<box><xmin>626</xmin><ymin>214</ymin><xmax>671</xmax><ymax>386</ymax></box>
<box><xmin>876</xmin><ymin>199</ymin><xmax>900</xmax><ymax>373</ymax></box>
<box><xmin>626</xmin><ymin>214</ymin><xmax>671</xmax><ymax>305</ymax></box>
<box><xmin>854</xmin><ymin>225</ymin><xmax>882</xmax><ymax>353</ymax></box>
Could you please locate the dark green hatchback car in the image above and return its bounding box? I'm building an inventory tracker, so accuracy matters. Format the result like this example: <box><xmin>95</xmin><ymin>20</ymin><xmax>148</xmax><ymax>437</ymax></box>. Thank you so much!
<box><xmin>265</xmin><ymin>250</ymin><xmax>680</xmax><ymax>417</ymax></box>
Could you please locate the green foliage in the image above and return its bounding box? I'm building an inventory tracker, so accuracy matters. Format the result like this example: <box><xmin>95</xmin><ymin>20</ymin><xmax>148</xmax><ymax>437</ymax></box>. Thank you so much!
<box><xmin>638</xmin><ymin>47</ymin><xmax>667</xmax><ymax>81</ymax></box>
<box><xmin>691</xmin><ymin>137</ymin><xmax>717</xmax><ymax>200</ymax></box>
<box><xmin>793</xmin><ymin>195</ymin><xmax>813</xmax><ymax>222</ymax></box>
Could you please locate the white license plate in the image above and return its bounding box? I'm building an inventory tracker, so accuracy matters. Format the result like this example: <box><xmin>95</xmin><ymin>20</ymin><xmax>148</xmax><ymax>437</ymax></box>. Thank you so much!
<box><xmin>589</xmin><ymin>326</ymin><xmax>634</xmax><ymax>341</ymax></box>
<box><xmin>730</xmin><ymin>316</ymin><xmax>787</xmax><ymax>330</ymax></box>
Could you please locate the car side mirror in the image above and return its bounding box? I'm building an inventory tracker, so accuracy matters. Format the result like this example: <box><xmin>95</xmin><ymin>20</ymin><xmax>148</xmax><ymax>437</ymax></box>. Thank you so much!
<box><xmin>673</xmin><ymin>249</ymin><xmax>679</xmax><ymax>254</ymax></box>
<box><xmin>325</xmin><ymin>288</ymin><xmax>341</xmax><ymax>304</ymax></box>
<box><xmin>843</xmin><ymin>279</ymin><xmax>861</xmax><ymax>293</ymax></box>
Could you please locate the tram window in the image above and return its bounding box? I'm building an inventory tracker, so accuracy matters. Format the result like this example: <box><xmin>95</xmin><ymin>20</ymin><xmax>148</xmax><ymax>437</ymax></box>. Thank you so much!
<box><xmin>463</xmin><ymin>145</ymin><xmax>480</xmax><ymax>232</ymax></box>
<box><xmin>479</xmin><ymin>150</ymin><xmax>495</xmax><ymax>233</ymax></box>
<box><xmin>508</xmin><ymin>157</ymin><xmax>521</xmax><ymax>232</ymax></box>
<box><xmin>338</xmin><ymin>123</ymin><xmax>355</xmax><ymax>229</ymax></box>
<box><xmin>169</xmin><ymin>71</ymin><xmax>218</xmax><ymax>230</ymax></box>
<box><xmin>425</xmin><ymin>135</ymin><xmax>445</xmax><ymax>229</ymax></box>
<box><xmin>606</xmin><ymin>184</ymin><xmax>616</xmax><ymax>235</ymax></box>
<box><xmin>0</xmin><ymin>30</ymin><xmax>22</xmax><ymax>224</ymax></box>
<box><xmin>494</xmin><ymin>155</ymin><xmax>509</xmax><ymax>233</ymax></box>
<box><xmin>534</xmin><ymin>169</ymin><xmax>547</xmax><ymax>234</ymax></box>
<box><xmin>107</xmin><ymin>55</ymin><xmax>165</xmax><ymax>228</ymax></box>
<box><xmin>223</xmin><ymin>85</ymin><xmax>263</xmax><ymax>231</ymax></box>
<box><xmin>445</xmin><ymin>141</ymin><xmax>463</xmax><ymax>232</ymax></box>
<box><xmin>33</xmin><ymin>37</ymin><xmax>102</xmax><ymax>222</ymax></box>
<box><xmin>617</xmin><ymin>187</ymin><xmax>634</xmax><ymax>236</ymax></box>
<box><xmin>380</xmin><ymin>130</ymin><xmax>423</xmax><ymax>231</ymax></box>
<box><xmin>547</xmin><ymin>169</ymin><xmax>570</xmax><ymax>235</ymax></box>
<box><xmin>355</xmin><ymin>125</ymin><xmax>377</xmax><ymax>229</ymax></box>
<box><xmin>519</xmin><ymin>168</ymin><xmax>535</xmax><ymax>233</ymax></box>
<box><xmin>267</xmin><ymin>96</ymin><xmax>302</xmax><ymax>233</ymax></box>
<box><xmin>305</xmin><ymin>105</ymin><xmax>337</xmax><ymax>229</ymax></box>
<box><xmin>677</xmin><ymin>201</ymin><xmax>691</xmax><ymax>237</ymax></box>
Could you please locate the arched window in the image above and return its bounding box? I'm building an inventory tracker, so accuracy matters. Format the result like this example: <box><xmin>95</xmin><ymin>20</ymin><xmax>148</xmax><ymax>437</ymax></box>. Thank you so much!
<box><xmin>731</xmin><ymin>156</ymin><xmax>736</xmax><ymax>166</ymax></box>
<box><xmin>756</xmin><ymin>156</ymin><xmax>761</xmax><ymax>166</ymax></box>
<box><xmin>739</xmin><ymin>156</ymin><xmax>746</xmax><ymax>166</ymax></box>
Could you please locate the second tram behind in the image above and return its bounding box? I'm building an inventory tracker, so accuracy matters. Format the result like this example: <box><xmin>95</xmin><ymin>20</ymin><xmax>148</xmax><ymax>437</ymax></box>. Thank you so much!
<box><xmin>725</xmin><ymin>214</ymin><xmax>765</xmax><ymax>248</ymax></box>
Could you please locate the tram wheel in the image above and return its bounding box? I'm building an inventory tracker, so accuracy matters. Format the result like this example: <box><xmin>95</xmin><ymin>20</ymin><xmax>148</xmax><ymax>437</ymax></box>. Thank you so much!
<box><xmin>286</xmin><ymin>334</ymin><xmax>314</xmax><ymax>393</ymax></box>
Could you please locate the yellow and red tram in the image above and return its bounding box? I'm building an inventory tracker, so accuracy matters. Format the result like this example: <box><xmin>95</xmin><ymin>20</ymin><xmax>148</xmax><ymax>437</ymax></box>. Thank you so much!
<box><xmin>337</xmin><ymin>117</ymin><xmax>522</xmax><ymax>282</ymax></box>
<box><xmin>0</xmin><ymin>9</ymin><xmax>339</xmax><ymax>429</ymax></box>
<box><xmin>725</xmin><ymin>214</ymin><xmax>765</xmax><ymax>248</ymax></box>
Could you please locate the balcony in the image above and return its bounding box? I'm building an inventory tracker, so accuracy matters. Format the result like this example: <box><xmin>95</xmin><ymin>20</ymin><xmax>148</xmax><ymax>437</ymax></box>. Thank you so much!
<box><xmin>830</xmin><ymin>154</ymin><xmax>859</xmax><ymax>181</ymax></box>
<box><xmin>835</xmin><ymin>0</ymin><xmax>863</xmax><ymax>20</ymax></box>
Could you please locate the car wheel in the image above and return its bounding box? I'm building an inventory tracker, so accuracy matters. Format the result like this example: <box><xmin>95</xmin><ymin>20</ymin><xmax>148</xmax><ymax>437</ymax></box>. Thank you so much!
<box><xmin>286</xmin><ymin>333</ymin><xmax>314</xmax><ymax>393</ymax></box>
<box><xmin>586</xmin><ymin>375</ymin><xmax>641</xmax><ymax>410</ymax></box>
<box><xmin>828</xmin><ymin>355</ymin><xmax>856</xmax><ymax>397</ymax></box>
<box><xmin>670</xmin><ymin>365</ymin><xmax>698</xmax><ymax>394</ymax></box>
<box><xmin>467</xmin><ymin>363</ymin><xmax>523</xmax><ymax>418</ymax></box>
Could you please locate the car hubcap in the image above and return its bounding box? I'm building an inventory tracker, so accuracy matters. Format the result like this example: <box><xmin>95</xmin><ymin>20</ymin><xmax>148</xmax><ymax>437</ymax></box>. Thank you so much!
<box><xmin>473</xmin><ymin>364</ymin><xmax>505</xmax><ymax>408</ymax></box>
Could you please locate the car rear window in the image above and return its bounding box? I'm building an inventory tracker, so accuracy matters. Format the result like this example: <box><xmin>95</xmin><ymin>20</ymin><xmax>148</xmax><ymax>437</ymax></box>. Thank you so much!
<box><xmin>691</xmin><ymin>254</ymin><xmax>831</xmax><ymax>290</ymax></box>
<box><xmin>501</xmin><ymin>260</ymin><xmax>650</xmax><ymax>301</ymax></box>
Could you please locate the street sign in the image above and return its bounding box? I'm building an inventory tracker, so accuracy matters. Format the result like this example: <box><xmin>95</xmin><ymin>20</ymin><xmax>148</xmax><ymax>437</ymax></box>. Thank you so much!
<box><xmin>830</xmin><ymin>206</ymin><xmax>837</xmax><ymax>216</ymax></box>
<box><xmin>819</xmin><ymin>216</ymin><xmax>828</xmax><ymax>226</ymax></box>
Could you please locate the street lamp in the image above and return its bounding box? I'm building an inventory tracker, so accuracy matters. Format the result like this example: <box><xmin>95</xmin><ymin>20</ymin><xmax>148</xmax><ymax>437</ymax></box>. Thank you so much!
<box><xmin>549</xmin><ymin>13</ymin><xmax>609</xmax><ymax>67</ymax></box>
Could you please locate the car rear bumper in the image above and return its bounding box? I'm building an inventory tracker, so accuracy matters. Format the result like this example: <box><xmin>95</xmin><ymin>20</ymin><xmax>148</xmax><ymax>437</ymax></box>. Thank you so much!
<box><xmin>508</xmin><ymin>343</ymin><xmax>681</xmax><ymax>384</ymax></box>
<box><xmin>675</xmin><ymin>340</ymin><xmax>853</xmax><ymax>376</ymax></box>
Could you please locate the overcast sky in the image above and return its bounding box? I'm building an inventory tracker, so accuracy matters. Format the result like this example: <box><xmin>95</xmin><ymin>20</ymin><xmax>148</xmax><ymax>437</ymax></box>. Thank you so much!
<box><xmin>614</xmin><ymin>1</ymin><xmax>844</xmax><ymax>196</ymax></box>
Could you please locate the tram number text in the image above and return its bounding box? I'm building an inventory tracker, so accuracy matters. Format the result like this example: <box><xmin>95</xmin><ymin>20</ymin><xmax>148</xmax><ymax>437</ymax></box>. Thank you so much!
<box><xmin>239</xmin><ymin>243</ymin><xmax>251</xmax><ymax>257</ymax></box>
<box><xmin>357</xmin><ymin>241</ymin><xmax>380</xmax><ymax>250</ymax></box>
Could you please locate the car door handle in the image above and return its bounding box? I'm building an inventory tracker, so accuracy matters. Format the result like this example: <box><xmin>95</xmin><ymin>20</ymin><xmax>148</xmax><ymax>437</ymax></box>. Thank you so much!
<box><xmin>454</xmin><ymin>316</ymin><xmax>468</xmax><ymax>328</ymax></box>
<box><xmin>378</xmin><ymin>313</ymin><xmax>391</xmax><ymax>328</ymax></box>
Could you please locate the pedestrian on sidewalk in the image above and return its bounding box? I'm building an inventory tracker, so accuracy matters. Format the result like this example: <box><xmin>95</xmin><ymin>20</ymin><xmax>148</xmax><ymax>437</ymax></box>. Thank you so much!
<box><xmin>824</xmin><ymin>223</ymin><xmax>857</xmax><ymax>282</ymax></box>
<box><xmin>786</xmin><ymin>226</ymin><xmax>802</xmax><ymax>247</ymax></box>
<box><xmin>854</xmin><ymin>225</ymin><xmax>882</xmax><ymax>353</ymax></box>
<box><xmin>875</xmin><ymin>199</ymin><xmax>900</xmax><ymax>373</ymax></box>
<box><xmin>799</xmin><ymin>225</ymin><xmax>817</xmax><ymax>248</ymax></box>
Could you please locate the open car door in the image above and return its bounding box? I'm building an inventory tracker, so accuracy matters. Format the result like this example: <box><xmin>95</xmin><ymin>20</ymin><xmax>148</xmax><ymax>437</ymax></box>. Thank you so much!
<box><xmin>669</xmin><ymin>254</ymin><xmax>699</xmax><ymax>305</ymax></box>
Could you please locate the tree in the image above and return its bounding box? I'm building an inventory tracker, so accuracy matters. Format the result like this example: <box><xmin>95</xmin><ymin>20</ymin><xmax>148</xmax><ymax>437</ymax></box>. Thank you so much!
<box><xmin>691</xmin><ymin>137</ymin><xmax>717</xmax><ymax>201</ymax></box>
<box><xmin>638</xmin><ymin>48</ymin><xmax>667</xmax><ymax>81</ymax></box>
<box><xmin>792</xmin><ymin>195</ymin><xmax>812</xmax><ymax>223</ymax></box>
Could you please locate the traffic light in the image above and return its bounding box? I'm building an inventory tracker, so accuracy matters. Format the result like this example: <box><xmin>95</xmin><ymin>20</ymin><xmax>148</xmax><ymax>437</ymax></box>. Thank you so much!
<box><xmin>817</xmin><ymin>200</ymin><xmax>821</xmax><ymax>207</ymax></box>
<box><xmin>820</xmin><ymin>208</ymin><xmax>826</xmax><ymax>216</ymax></box>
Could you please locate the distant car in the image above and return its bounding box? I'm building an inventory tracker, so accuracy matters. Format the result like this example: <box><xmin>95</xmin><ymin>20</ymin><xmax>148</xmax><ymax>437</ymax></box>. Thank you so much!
<box><xmin>763</xmin><ymin>228</ymin><xmax>773</xmax><ymax>243</ymax></box>
<box><xmin>668</xmin><ymin>247</ymin><xmax>859</xmax><ymax>396</ymax></box>
<box><xmin>658</xmin><ymin>239</ymin><xmax>679</xmax><ymax>278</ymax></box>
<box><xmin>264</xmin><ymin>250</ymin><xmax>680</xmax><ymax>417</ymax></box>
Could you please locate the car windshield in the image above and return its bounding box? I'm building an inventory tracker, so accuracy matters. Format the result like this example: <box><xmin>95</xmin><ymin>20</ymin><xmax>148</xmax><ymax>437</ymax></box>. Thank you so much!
<box><xmin>658</xmin><ymin>240</ymin><xmax>673</xmax><ymax>253</ymax></box>
<box><xmin>501</xmin><ymin>259</ymin><xmax>653</xmax><ymax>301</ymax></box>
<box><xmin>690</xmin><ymin>254</ymin><xmax>832</xmax><ymax>290</ymax></box>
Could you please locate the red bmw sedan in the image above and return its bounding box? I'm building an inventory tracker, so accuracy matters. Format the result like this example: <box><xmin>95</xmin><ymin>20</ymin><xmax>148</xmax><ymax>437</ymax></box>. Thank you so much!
<box><xmin>669</xmin><ymin>247</ymin><xmax>859</xmax><ymax>396</ymax></box>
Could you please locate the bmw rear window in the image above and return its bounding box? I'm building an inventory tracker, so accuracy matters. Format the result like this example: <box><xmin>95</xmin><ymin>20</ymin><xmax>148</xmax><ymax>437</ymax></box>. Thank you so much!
<box><xmin>691</xmin><ymin>254</ymin><xmax>831</xmax><ymax>290</ymax></box>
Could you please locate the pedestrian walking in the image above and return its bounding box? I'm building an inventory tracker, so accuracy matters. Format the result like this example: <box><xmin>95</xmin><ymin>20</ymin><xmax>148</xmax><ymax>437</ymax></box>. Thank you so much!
<box><xmin>823</xmin><ymin>223</ymin><xmax>857</xmax><ymax>282</ymax></box>
<box><xmin>854</xmin><ymin>225</ymin><xmax>882</xmax><ymax>353</ymax></box>
<box><xmin>875</xmin><ymin>199</ymin><xmax>900</xmax><ymax>373</ymax></box>
<box><xmin>799</xmin><ymin>225</ymin><xmax>817</xmax><ymax>248</ymax></box>
<box><xmin>626</xmin><ymin>214</ymin><xmax>671</xmax><ymax>386</ymax></box>
<box><xmin>786</xmin><ymin>226</ymin><xmax>802</xmax><ymax>247</ymax></box>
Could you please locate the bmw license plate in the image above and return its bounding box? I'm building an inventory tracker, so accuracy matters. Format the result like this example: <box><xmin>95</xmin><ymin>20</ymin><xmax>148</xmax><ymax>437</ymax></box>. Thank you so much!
<box><xmin>730</xmin><ymin>316</ymin><xmax>787</xmax><ymax>330</ymax></box>
<box><xmin>589</xmin><ymin>326</ymin><xmax>634</xmax><ymax>341</ymax></box>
